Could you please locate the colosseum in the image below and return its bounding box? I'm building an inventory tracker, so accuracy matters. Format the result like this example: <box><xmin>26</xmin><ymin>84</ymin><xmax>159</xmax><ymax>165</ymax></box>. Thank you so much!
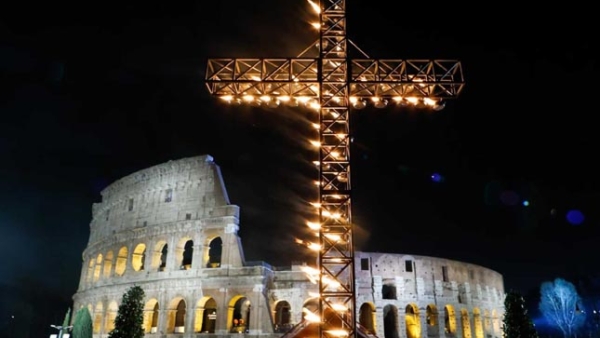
<box><xmin>72</xmin><ymin>155</ymin><xmax>505</xmax><ymax>338</ymax></box>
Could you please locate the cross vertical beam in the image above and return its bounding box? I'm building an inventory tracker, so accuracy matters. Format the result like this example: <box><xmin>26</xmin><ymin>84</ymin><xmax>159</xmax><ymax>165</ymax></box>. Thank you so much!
<box><xmin>317</xmin><ymin>1</ymin><xmax>356</xmax><ymax>338</ymax></box>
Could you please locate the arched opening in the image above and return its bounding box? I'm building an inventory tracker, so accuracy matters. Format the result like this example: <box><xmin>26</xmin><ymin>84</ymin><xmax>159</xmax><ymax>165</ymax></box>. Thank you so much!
<box><xmin>358</xmin><ymin>302</ymin><xmax>376</xmax><ymax>334</ymax></box>
<box><xmin>104</xmin><ymin>301</ymin><xmax>118</xmax><ymax>333</ymax></box>
<box><xmin>179</xmin><ymin>239</ymin><xmax>193</xmax><ymax>269</ymax></box>
<box><xmin>195</xmin><ymin>297</ymin><xmax>217</xmax><ymax>333</ymax></box>
<box><xmin>473</xmin><ymin>308</ymin><xmax>484</xmax><ymax>338</ymax></box>
<box><xmin>143</xmin><ymin>299</ymin><xmax>159</xmax><ymax>333</ymax></box>
<box><xmin>383</xmin><ymin>304</ymin><xmax>398</xmax><ymax>338</ymax></box>
<box><xmin>115</xmin><ymin>246</ymin><xmax>127</xmax><ymax>276</ymax></box>
<box><xmin>207</xmin><ymin>237</ymin><xmax>222</xmax><ymax>268</ymax></box>
<box><xmin>103</xmin><ymin>251</ymin><xmax>114</xmax><ymax>279</ymax></box>
<box><xmin>93</xmin><ymin>254</ymin><xmax>103</xmax><ymax>282</ymax></box>
<box><xmin>86</xmin><ymin>259</ymin><xmax>94</xmax><ymax>285</ymax></box>
<box><xmin>405</xmin><ymin>304</ymin><xmax>421</xmax><ymax>338</ymax></box>
<box><xmin>382</xmin><ymin>284</ymin><xmax>397</xmax><ymax>299</ymax></box>
<box><xmin>93</xmin><ymin>302</ymin><xmax>103</xmax><ymax>334</ymax></box>
<box><xmin>166</xmin><ymin>298</ymin><xmax>187</xmax><ymax>333</ymax></box>
<box><xmin>483</xmin><ymin>310</ymin><xmax>491</xmax><ymax>337</ymax></box>
<box><xmin>151</xmin><ymin>240</ymin><xmax>168</xmax><ymax>271</ymax></box>
<box><xmin>427</xmin><ymin>304</ymin><xmax>439</xmax><ymax>337</ymax></box>
<box><xmin>491</xmin><ymin>310</ymin><xmax>500</xmax><ymax>337</ymax></box>
<box><xmin>274</xmin><ymin>300</ymin><xmax>292</xmax><ymax>332</ymax></box>
<box><xmin>159</xmin><ymin>244</ymin><xmax>168</xmax><ymax>271</ymax></box>
<box><xmin>461</xmin><ymin>309</ymin><xmax>471</xmax><ymax>338</ymax></box>
<box><xmin>444</xmin><ymin>305</ymin><xmax>457</xmax><ymax>336</ymax></box>
<box><xmin>228</xmin><ymin>296</ymin><xmax>251</xmax><ymax>333</ymax></box>
<box><xmin>132</xmin><ymin>243</ymin><xmax>146</xmax><ymax>271</ymax></box>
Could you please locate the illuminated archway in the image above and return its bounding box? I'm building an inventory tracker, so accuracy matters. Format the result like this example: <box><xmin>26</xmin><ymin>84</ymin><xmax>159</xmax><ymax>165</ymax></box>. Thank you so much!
<box><xmin>228</xmin><ymin>295</ymin><xmax>251</xmax><ymax>333</ymax></box>
<box><xmin>93</xmin><ymin>302</ymin><xmax>103</xmax><ymax>334</ymax></box>
<box><xmin>166</xmin><ymin>297</ymin><xmax>186</xmax><ymax>333</ymax></box>
<box><xmin>143</xmin><ymin>299</ymin><xmax>159</xmax><ymax>333</ymax></box>
<box><xmin>405</xmin><ymin>304</ymin><xmax>421</xmax><ymax>338</ymax></box>
<box><xmin>93</xmin><ymin>254</ymin><xmax>103</xmax><ymax>282</ymax></box>
<box><xmin>206</xmin><ymin>237</ymin><xmax>222</xmax><ymax>268</ymax></box>
<box><xmin>274</xmin><ymin>300</ymin><xmax>292</xmax><ymax>332</ymax></box>
<box><xmin>151</xmin><ymin>240</ymin><xmax>168</xmax><ymax>271</ymax></box>
<box><xmin>176</xmin><ymin>237</ymin><xmax>193</xmax><ymax>269</ymax></box>
<box><xmin>460</xmin><ymin>309</ymin><xmax>471</xmax><ymax>338</ymax></box>
<box><xmin>132</xmin><ymin>243</ymin><xmax>146</xmax><ymax>271</ymax></box>
<box><xmin>103</xmin><ymin>251</ymin><xmax>114</xmax><ymax>278</ymax></box>
<box><xmin>444</xmin><ymin>305</ymin><xmax>457</xmax><ymax>335</ymax></box>
<box><xmin>358</xmin><ymin>302</ymin><xmax>376</xmax><ymax>334</ymax></box>
<box><xmin>115</xmin><ymin>246</ymin><xmax>127</xmax><ymax>276</ymax></box>
<box><xmin>194</xmin><ymin>296</ymin><xmax>217</xmax><ymax>333</ymax></box>
<box><xmin>426</xmin><ymin>304</ymin><xmax>439</xmax><ymax>337</ymax></box>
<box><xmin>104</xmin><ymin>301</ymin><xmax>118</xmax><ymax>333</ymax></box>
<box><xmin>473</xmin><ymin>308</ymin><xmax>484</xmax><ymax>338</ymax></box>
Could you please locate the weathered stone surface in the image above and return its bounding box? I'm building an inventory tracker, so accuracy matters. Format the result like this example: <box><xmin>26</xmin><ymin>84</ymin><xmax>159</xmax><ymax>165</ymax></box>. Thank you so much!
<box><xmin>73</xmin><ymin>156</ymin><xmax>505</xmax><ymax>338</ymax></box>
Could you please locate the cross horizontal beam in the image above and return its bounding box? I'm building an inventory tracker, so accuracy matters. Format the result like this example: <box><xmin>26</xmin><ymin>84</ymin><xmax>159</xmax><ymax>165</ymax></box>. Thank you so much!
<box><xmin>205</xmin><ymin>58</ymin><xmax>465</xmax><ymax>99</ymax></box>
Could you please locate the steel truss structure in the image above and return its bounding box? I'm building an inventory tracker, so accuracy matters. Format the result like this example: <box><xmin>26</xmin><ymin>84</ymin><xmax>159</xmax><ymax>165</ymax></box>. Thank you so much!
<box><xmin>205</xmin><ymin>1</ymin><xmax>464</xmax><ymax>338</ymax></box>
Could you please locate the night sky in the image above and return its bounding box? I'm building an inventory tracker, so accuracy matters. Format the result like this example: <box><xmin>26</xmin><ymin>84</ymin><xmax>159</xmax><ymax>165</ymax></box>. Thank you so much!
<box><xmin>1</xmin><ymin>0</ymin><xmax>597</xmax><ymax>333</ymax></box>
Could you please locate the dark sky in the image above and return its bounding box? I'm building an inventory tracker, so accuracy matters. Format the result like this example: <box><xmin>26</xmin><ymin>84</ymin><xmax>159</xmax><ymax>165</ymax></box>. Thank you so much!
<box><xmin>0</xmin><ymin>0</ymin><xmax>597</xmax><ymax>331</ymax></box>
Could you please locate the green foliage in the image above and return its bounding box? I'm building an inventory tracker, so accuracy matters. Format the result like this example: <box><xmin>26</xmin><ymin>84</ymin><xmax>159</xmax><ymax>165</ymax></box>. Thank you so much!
<box><xmin>503</xmin><ymin>290</ymin><xmax>539</xmax><ymax>338</ymax></box>
<box><xmin>72</xmin><ymin>307</ymin><xmax>93</xmax><ymax>338</ymax></box>
<box><xmin>108</xmin><ymin>285</ymin><xmax>145</xmax><ymax>338</ymax></box>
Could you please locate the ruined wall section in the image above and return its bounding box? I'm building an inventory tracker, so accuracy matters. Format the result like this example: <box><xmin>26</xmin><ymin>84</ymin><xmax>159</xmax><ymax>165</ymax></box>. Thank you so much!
<box><xmin>87</xmin><ymin>155</ymin><xmax>236</xmax><ymax>246</ymax></box>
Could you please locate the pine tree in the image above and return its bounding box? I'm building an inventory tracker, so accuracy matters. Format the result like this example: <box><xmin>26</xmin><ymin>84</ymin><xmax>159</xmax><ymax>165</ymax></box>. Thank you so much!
<box><xmin>72</xmin><ymin>307</ymin><xmax>93</xmax><ymax>338</ymax></box>
<box><xmin>58</xmin><ymin>308</ymin><xmax>71</xmax><ymax>338</ymax></box>
<box><xmin>503</xmin><ymin>290</ymin><xmax>539</xmax><ymax>338</ymax></box>
<box><xmin>108</xmin><ymin>285</ymin><xmax>145</xmax><ymax>338</ymax></box>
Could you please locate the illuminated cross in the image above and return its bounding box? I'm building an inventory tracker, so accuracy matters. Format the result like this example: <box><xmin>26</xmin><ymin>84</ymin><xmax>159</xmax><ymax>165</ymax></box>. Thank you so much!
<box><xmin>205</xmin><ymin>1</ymin><xmax>464</xmax><ymax>337</ymax></box>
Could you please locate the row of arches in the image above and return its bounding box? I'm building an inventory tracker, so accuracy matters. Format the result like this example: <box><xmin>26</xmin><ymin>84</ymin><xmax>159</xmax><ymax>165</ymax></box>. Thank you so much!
<box><xmin>86</xmin><ymin>295</ymin><xmax>501</xmax><ymax>338</ymax></box>
<box><xmin>84</xmin><ymin>237</ymin><xmax>223</xmax><ymax>287</ymax></box>
<box><xmin>88</xmin><ymin>295</ymin><xmax>251</xmax><ymax>335</ymax></box>
<box><xmin>371</xmin><ymin>303</ymin><xmax>501</xmax><ymax>338</ymax></box>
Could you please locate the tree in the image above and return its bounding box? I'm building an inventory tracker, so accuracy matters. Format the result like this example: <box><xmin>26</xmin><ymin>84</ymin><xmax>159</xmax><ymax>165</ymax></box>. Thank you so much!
<box><xmin>108</xmin><ymin>285</ymin><xmax>145</xmax><ymax>338</ymax></box>
<box><xmin>59</xmin><ymin>308</ymin><xmax>71</xmax><ymax>338</ymax></box>
<box><xmin>503</xmin><ymin>290</ymin><xmax>539</xmax><ymax>338</ymax></box>
<box><xmin>539</xmin><ymin>278</ymin><xmax>586</xmax><ymax>338</ymax></box>
<box><xmin>71</xmin><ymin>307</ymin><xmax>93</xmax><ymax>338</ymax></box>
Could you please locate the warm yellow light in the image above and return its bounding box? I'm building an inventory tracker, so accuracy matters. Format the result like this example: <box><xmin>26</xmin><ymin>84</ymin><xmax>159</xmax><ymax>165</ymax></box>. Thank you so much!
<box><xmin>424</xmin><ymin>97</ymin><xmax>436</xmax><ymax>106</ymax></box>
<box><xmin>312</xmin><ymin>123</ymin><xmax>320</xmax><ymax>129</ymax></box>
<box><xmin>307</xmin><ymin>0</ymin><xmax>321</xmax><ymax>14</ymax></box>
<box><xmin>220</xmin><ymin>95</ymin><xmax>233</xmax><ymax>102</ymax></box>
<box><xmin>310</xmin><ymin>202</ymin><xmax>322</xmax><ymax>208</ymax></box>
<box><xmin>260</xmin><ymin>95</ymin><xmax>271</xmax><ymax>102</ymax></box>
<box><xmin>242</xmin><ymin>95</ymin><xmax>254</xmax><ymax>102</ymax></box>
<box><xmin>306</xmin><ymin>221</ymin><xmax>320</xmax><ymax>230</ymax></box>
<box><xmin>309</xmin><ymin>101</ymin><xmax>320</xmax><ymax>110</ymax></box>
<box><xmin>278</xmin><ymin>95</ymin><xmax>291</xmax><ymax>102</ymax></box>
<box><xmin>392</xmin><ymin>96</ymin><xmax>403</xmax><ymax>102</ymax></box>
<box><xmin>371</xmin><ymin>97</ymin><xmax>380</xmax><ymax>102</ymax></box>
<box><xmin>406</xmin><ymin>97</ymin><xmax>418</xmax><ymax>104</ymax></box>
<box><xmin>250</xmin><ymin>76</ymin><xmax>261</xmax><ymax>81</ymax></box>
<box><xmin>310</xmin><ymin>140</ymin><xmax>321</xmax><ymax>147</ymax></box>
<box><xmin>349</xmin><ymin>96</ymin><xmax>358</xmax><ymax>104</ymax></box>
<box><xmin>311</xmin><ymin>22</ymin><xmax>320</xmax><ymax>29</ymax></box>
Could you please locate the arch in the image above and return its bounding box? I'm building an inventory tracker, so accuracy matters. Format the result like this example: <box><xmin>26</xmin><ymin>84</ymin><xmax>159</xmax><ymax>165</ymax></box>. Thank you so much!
<box><xmin>358</xmin><ymin>302</ymin><xmax>376</xmax><ymax>334</ymax></box>
<box><xmin>103</xmin><ymin>251</ymin><xmax>114</xmax><ymax>279</ymax></box>
<box><xmin>176</xmin><ymin>237</ymin><xmax>194</xmax><ymax>269</ymax></box>
<box><xmin>483</xmin><ymin>310</ymin><xmax>491</xmax><ymax>337</ymax></box>
<box><xmin>166</xmin><ymin>297</ymin><xmax>187</xmax><ymax>333</ymax></box>
<box><xmin>426</xmin><ymin>304</ymin><xmax>439</xmax><ymax>337</ymax></box>
<box><xmin>228</xmin><ymin>295</ymin><xmax>251</xmax><ymax>333</ymax></box>
<box><xmin>405</xmin><ymin>304</ymin><xmax>421</xmax><ymax>338</ymax></box>
<box><xmin>132</xmin><ymin>243</ymin><xmax>146</xmax><ymax>271</ymax></box>
<box><xmin>195</xmin><ymin>296</ymin><xmax>217</xmax><ymax>333</ymax></box>
<box><xmin>151</xmin><ymin>240</ymin><xmax>168</xmax><ymax>271</ymax></box>
<box><xmin>104</xmin><ymin>301</ymin><xmax>118</xmax><ymax>333</ymax></box>
<box><xmin>206</xmin><ymin>237</ymin><xmax>222</xmax><ymax>268</ymax></box>
<box><xmin>93</xmin><ymin>302</ymin><xmax>103</xmax><ymax>334</ymax></box>
<box><xmin>274</xmin><ymin>300</ymin><xmax>292</xmax><ymax>332</ymax></box>
<box><xmin>472</xmin><ymin>308</ymin><xmax>484</xmax><ymax>338</ymax></box>
<box><xmin>491</xmin><ymin>310</ymin><xmax>500</xmax><ymax>336</ymax></box>
<box><xmin>93</xmin><ymin>254</ymin><xmax>103</xmax><ymax>282</ymax></box>
<box><xmin>115</xmin><ymin>246</ymin><xmax>127</xmax><ymax>276</ymax></box>
<box><xmin>86</xmin><ymin>259</ymin><xmax>94</xmax><ymax>285</ymax></box>
<box><xmin>383</xmin><ymin>304</ymin><xmax>398</xmax><ymax>338</ymax></box>
<box><xmin>444</xmin><ymin>305</ymin><xmax>457</xmax><ymax>335</ymax></box>
<box><xmin>143</xmin><ymin>299</ymin><xmax>159</xmax><ymax>334</ymax></box>
<box><xmin>460</xmin><ymin>308</ymin><xmax>472</xmax><ymax>338</ymax></box>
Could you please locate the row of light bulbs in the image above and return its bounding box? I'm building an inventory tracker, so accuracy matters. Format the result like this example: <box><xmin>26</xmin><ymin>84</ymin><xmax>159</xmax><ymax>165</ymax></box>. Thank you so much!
<box><xmin>219</xmin><ymin>94</ymin><xmax>445</xmax><ymax>110</ymax></box>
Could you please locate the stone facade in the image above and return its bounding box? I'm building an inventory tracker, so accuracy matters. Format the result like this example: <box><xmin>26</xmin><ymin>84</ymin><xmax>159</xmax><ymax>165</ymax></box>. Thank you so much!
<box><xmin>72</xmin><ymin>155</ymin><xmax>505</xmax><ymax>338</ymax></box>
